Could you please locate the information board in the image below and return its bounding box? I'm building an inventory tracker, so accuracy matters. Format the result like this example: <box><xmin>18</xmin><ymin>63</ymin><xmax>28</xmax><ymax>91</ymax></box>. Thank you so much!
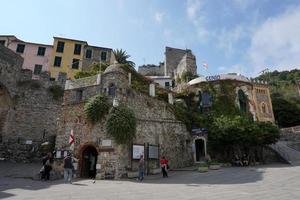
<box><xmin>132</xmin><ymin>144</ymin><xmax>144</xmax><ymax>160</ymax></box>
<box><xmin>148</xmin><ymin>145</ymin><xmax>159</xmax><ymax>159</ymax></box>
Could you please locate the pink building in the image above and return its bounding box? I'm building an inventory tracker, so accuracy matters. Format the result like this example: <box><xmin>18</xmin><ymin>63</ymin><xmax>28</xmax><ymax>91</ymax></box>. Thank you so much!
<box><xmin>0</xmin><ymin>35</ymin><xmax>52</xmax><ymax>79</ymax></box>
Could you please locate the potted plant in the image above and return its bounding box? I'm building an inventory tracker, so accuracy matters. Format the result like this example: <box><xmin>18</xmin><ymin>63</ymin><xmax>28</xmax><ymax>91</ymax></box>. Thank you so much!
<box><xmin>198</xmin><ymin>163</ymin><xmax>209</xmax><ymax>172</ymax></box>
<box><xmin>209</xmin><ymin>160</ymin><xmax>221</xmax><ymax>170</ymax></box>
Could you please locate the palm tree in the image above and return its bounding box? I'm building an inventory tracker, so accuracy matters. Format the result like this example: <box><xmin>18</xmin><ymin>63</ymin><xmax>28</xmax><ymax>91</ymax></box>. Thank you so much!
<box><xmin>113</xmin><ymin>49</ymin><xmax>135</xmax><ymax>67</ymax></box>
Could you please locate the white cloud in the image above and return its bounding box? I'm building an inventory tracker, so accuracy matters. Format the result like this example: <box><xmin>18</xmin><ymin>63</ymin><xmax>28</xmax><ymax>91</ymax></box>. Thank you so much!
<box><xmin>217</xmin><ymin>25</ymin><xmax>245</xmax><ymax>57</ymax></box>
<box><xmin>187</xmin><ymin>0</ymin><xmax>204</xmax><ymax>20</ymax></box>
<box><xmin>248</xmin><ymin>6</ymin><xmax>300</xmax><ymax>75</ymax></box>
<box><xmin>232</xmin><ymin>0</ymin><xmax>253</xmax><ymax>10</ymax></box>
<box><xmin>154</xmin><ymin>12</ymin><xmax>164</xmax><ymax>24</ymax></box>
<box><xmin>186</xmin><ymin>0</ymin><xmax>210</xmax><ymax>42</ymax></box>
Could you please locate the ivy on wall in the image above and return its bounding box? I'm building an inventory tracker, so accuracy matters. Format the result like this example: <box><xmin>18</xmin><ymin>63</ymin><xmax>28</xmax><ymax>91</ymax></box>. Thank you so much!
<box><xmin>84</xmin><ymin>95</ymin><xmax>110</xmax><ymax>124</ymax></box>
<box><xmin>106</xmin><ymin>105</ymin><xmax>137</xmax><ymax>144</ymax></box>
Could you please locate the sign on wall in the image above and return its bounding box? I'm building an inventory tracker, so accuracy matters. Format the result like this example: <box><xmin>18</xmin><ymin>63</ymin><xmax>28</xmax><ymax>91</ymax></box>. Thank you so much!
<box><xmin>148</xmin><ymin>145</ymin><xmax>159</xmax><ymax>159</ymax></box>
<box><xmin>132</xmin><ymin>144</ymin><xmax>144</xmax><ymax>160</ymax></box>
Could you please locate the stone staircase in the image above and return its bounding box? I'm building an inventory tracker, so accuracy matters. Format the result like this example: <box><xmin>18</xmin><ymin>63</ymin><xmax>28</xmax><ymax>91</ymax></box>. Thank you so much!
<box><xmin>270</xmin><ymin>141</ymin><xmax>300</xmax><ymax>166</ymax></box>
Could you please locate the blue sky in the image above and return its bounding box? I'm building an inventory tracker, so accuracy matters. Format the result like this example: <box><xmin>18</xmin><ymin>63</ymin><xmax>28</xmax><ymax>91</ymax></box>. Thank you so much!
<box><xmin>1</xmin><ymin>0</ymin><xmax>300</xmax><ymax>77</ymax></box>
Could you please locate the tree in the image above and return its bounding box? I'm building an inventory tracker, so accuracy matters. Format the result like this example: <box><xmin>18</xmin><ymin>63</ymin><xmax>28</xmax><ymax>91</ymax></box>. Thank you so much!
<box><xmin>113</xmin><ymin>49</ymin><xmax>135</xmax><ymax>67</ymax></box>
<box><xmin>271</xmin><ymin>96</ymin><xmax>300</xmax><ymax>127</ymax></box>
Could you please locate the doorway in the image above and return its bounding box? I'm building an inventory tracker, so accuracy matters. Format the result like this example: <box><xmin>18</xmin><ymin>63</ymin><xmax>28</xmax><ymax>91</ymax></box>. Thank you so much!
<box><xmin>80</xmin><ymin>145</ymin><xmax>98</xmax><ymax>178</ymax></box>
<box><xmin>195</xmin><ymin>139</ymin><xmax>205</xmax><ymax>162</ymax></box>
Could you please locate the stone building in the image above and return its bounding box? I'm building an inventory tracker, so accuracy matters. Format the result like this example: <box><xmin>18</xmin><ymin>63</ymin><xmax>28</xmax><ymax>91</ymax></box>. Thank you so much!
<box><xmin>187</xmin><ymin>74</ymin><xmax>275</xmax><ymax>162</ymax></box>
<box><xmin>0</xmin><ymin>45</ymin><xmax>64</xmax><ymax>161</ymax></box>
<box><xmin>56</xmin><ymin>64</ymin><xmax>193</xmax><ymax>179</ymax></box>
<box><xmin>138</xmin><ymin>47</ymin><xmax>197</xmax><ymax>88</ymax></box>
<box><xmin>138</xmin><ymin>63</ymin><xmax>164</xmax><ymax>76</ymax></box>
<box><xmin>82</xmin><ymin>45</ymin><xmax>114</xmax><ymax>72</ymax></box>
<box><xmin>164</xmin><ymin>46</ymin><xmax>197</xmax><ymax>79</ymax></box>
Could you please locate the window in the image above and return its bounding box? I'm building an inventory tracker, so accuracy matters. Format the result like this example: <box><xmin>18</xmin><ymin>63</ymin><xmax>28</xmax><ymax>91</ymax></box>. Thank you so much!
<box><xmin>165</xmin><ymin>81</ymin><xmax>170</xmax><ymax>89</ymax></box>
<box><xmin>85</xmin><ymin>49</ymin><xmax>92</xmax><ymax>59</ymax></box>
<box><xmin>16</xmin><ymin>44</ymin><xmax>25</xmax><ymax>53</ymax></box>
<box><xmin>56</xmin><ymin>41</ymin><xmax>65</xmax><ymax>53</ymax></box>
<box><xmin>108</xmin><ymin>83</ymin><xmax>116</xmax><ymax>96</ymax></box>
<box><xmin>0</xmin><ymin>40</ymin><xmax>5</xmax><ymax>46</ymax></box>
<box><xmin>261</xmin><ymin>103</ymin><xmax>267</xmax><ymax>114</ymax></box>
<box><xmin>72</xmin><ymin>59</ymin><xmax>80</xmax><ymax>69</ymax></box>
<box><xmin>75</xmin><ymin>90</ymin><xmax>83</xmax><ymax>102</ymax></box>
<box><xmin>101</xmin><ymin>51</ymin><xmax>107</xmax><ymax>61</ymax></box>
<box><xmin>37</xmin><ymin>47</ymin><xmax>46</xmax><ymax>56</ymax></box>
<box><xmin>54</xmin><ymin>56</ymin><xmax>62</xmax><ymax>67</ymax></box>
<box><xmin>74</xmin><ymin>44</ymin><xmax>81</xmax><ymax>55</ymax></box>
<box><xmin>33</xmin><ymin>64</ymin><xmax>43</xmax><ymax>75</ymax></box>
<box><xmin>238</xmin><ymin>89</ymin><xmax>247</xmax><ymax>112</ymax></box>
<box><xmin>202</xmin><ymin>91</ymin><xmax>212</xmax><ymax>107</ymax></box>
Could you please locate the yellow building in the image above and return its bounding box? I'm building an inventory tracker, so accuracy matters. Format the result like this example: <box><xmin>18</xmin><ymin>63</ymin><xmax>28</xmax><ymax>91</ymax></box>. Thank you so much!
<box><xmin>49</xmin><ymin>37</ymin><xmax>87</xmax><ymax>80</ymax></box>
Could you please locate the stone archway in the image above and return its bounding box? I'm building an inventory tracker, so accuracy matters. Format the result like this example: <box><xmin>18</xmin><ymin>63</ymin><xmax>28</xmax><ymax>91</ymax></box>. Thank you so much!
<box><xmin>78</xmin><ymin>144</ymin><xmax>98</xmax><ymax>178</ymax></box>
<box><xmin>193</xmin><ymin>137</ymin><xmax>207</xmax><ymax>163</ymax></box>
<box><xmin>0</xmin><ymin>84</ymin><xmax>12</xmax><ymax>142</ymax></box>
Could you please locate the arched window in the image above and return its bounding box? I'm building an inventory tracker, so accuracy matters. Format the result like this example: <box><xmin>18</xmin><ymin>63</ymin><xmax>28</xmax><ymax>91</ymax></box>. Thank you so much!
<box><xmin>261</xmin><ymin>102</ymin><xmax>267</xmax><ymax>114</ymax></box>
<box><xmin>108</xmin><ymin>83</ymin><xmax>116</xmax><ymax>96</ymax></box>
<box><xmin>238</xmin><ymin>89</ymin><xmax>247</xmax><ymax>112</ymax></box>
<box><xmin>202</xmin><ymin>91</ymin><xmax>212</xmax><ymax>108</ymax></box>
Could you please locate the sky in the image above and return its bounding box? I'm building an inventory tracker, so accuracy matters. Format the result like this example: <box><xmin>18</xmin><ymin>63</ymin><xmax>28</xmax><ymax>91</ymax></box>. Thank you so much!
<box><xmin>1</xmin><ymin>0</ymin><xmax>300</xmax><ymax>77</ymax></box>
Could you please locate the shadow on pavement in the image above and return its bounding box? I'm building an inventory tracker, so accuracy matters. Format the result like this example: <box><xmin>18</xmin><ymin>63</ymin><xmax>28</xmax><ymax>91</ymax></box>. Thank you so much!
<box><xmin>0</xmin><ymin>161</ymin><xmax>292</xmax><ymax>199</ymax></box>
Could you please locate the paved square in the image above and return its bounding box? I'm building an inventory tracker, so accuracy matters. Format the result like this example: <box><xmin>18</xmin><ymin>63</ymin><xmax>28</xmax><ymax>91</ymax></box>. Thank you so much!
<box><xmin>1</xmin><ymin>164</ymin><xmax>300</xmax><ymax>200</ymax></box>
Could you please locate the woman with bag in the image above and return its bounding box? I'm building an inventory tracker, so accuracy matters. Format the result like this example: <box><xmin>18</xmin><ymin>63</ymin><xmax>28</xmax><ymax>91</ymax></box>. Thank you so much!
<box><xmin>160</xmin><ymin>156</ymin><xmax>169</xmax><ymax>178</ymax></box>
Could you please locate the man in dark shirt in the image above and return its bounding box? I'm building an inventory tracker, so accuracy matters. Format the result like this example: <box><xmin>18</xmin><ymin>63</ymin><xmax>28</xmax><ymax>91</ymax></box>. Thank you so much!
<box><xmin>64</xmin><ymin>152</ymin><xmax>74</xmax><ymax>183</ymax></box>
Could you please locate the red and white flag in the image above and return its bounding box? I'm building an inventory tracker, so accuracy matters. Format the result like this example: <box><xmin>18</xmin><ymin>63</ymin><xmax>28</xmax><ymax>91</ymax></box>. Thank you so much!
<box><xmin>69</xmin><ymin>129</ymin><xmax>75</xmax><ymax>150</ymax></box>
<box><xmin>202</xmin><ymin>61</ymin><xmax>208</xmax><ymax>69</ymax></box>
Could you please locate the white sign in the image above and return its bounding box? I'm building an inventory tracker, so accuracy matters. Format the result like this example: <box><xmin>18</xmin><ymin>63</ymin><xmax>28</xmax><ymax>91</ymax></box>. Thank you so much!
<box><xmin>132</xmin><ymin>145</ymin><xmax>144</xmax><ymax>159</ymax></box>
<box><xmin>148</xmin><ymin>145</ymin><xmax>159</xmax><ymax>159</ymax></box>
<box><xmin>205</xmin><ymin>75</ymin><xmax>221</xmax><ymax>81</ymax></box>
<box><xmin>25</xmin><ymin>140</ymin><xmax>32</xmax><ymax>145</ymax></box>
<box><xmin>101</xmin><ymin>139</ymin><xmax>112</xmax><ymax>147</ymax></box>
<box><xmin>63</xmin><ymin>151</ymin><xmax>68</xmax><ymax>157</ymax></box>
<box><xmin>56</xmin><ymin>151</ymin><xmax>61</xmax><ymax>158</ymax></box>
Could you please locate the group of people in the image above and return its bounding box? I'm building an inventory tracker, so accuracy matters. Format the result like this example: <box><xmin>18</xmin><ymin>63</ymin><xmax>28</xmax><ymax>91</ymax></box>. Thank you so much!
<box><xmin>233</xmin><ymin>154</ymin><xmax>249</xmax><ymax>167</ymax></box>
<box><xmin>41</xmin><ymin>152</ymin><xmax>169</xmax><ymax>183</ymax></box>
<box><xmin>40</xmin><ymin>152</ymin><xmax>75</xmax><ymax>183</ymax></box>
<box><xmin>137</xmin><ymin>155</ymin><xmax>169</xmax><ymax>181</ymax></box>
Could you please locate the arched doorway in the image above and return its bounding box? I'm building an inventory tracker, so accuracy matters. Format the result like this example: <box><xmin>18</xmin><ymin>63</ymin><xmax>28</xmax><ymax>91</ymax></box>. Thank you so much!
<box><xmin>80</xmin><ymin>145</ymin><xmax>98</xmax><ymax>178</ymax></box>
<box><xmin>194</xmin><ymin>138</ymin><xmax>206</xmax><ymax>162</ymax></box>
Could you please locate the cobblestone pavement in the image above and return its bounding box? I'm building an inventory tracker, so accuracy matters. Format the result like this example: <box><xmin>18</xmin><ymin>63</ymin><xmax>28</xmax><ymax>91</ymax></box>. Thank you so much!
<box><xmin>1</xmin><ymin>163</ymin><xmax>300</xmax><ymax>200</ymax></box>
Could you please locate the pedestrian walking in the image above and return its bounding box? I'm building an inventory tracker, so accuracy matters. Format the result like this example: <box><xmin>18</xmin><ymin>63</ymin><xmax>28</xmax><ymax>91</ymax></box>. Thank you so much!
<box><xmin>64</xmin><ymin>152</ymin><xmax>74</xmax><ymax>184</ymax></box>
<box><xmin>138</xmin><ymin>155</ymin><xmax>145</xmax><ymax>181</ymax></box>
<box><xmin>160</xmin><ymin>156</ymin><xmax>168</xmax><ymax>178</ymax></box>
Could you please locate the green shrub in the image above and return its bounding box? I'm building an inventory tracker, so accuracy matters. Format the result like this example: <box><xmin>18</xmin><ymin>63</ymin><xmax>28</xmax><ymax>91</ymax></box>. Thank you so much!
<box><xmin>84</xmin><ymin>95</ymin><xmax>110</xmax><ymax>124</ymax></box>
<box><xmin>106</xmin><ymin>106</ymin><xmax>137</xmax><ymax>144</ymax></box>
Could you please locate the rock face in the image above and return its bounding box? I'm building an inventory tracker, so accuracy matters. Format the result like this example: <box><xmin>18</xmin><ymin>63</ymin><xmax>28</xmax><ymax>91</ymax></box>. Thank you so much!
<box><xmin>56</xmin><ymin>64</ymin><xmax>193</xmax><ymax>179</ymax></box>
<box><xmin>0</xmin><ymin>45</ymin><xmax>64</xmax><ymax>162</ymax></box>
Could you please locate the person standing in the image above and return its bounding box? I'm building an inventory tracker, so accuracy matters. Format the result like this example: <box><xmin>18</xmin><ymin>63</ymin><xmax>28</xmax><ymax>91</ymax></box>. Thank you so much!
<box><xmin>41</xmin><ymin>152</ymin><xmax>53</xmax><ymax>181</ymax></box>
<box><xmin>138</xmin><ymin>155</ymin><xmax>145</xmax><ymax>181</ymax></box>
<box><xmin>64</xmin><ymin>152</ymin><xmax>74</xmax><ymax>184</ymax></box>
<box><xmin>89</xmin><ymin>154</ymin><xmax>96</xmax><ymax>183</ymax></box>
<box><xmin>160</xmin><ymin>156</ymin><xmax>168</xmax><ymax>178</ymax></box>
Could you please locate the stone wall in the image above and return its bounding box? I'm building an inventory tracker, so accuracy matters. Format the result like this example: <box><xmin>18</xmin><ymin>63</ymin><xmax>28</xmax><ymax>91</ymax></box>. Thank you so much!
<box><xmin>0</xmin><ymin>45</ymin><xmax>64</xmax><ymax>161</ymax></box>
<box><xmin>138</xmin><ymin>64</ymin><xmax>164</xmax><ymax>76</ymax></box>
<box><xmin>176</xmin><ymin>52</ymin><xmax>197</xmax><ymax>78</ymax></box>
<box><xmin>56</xmin><ymin>65</ymin><xmax>192</xmax><ymax>178</ymax></box>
